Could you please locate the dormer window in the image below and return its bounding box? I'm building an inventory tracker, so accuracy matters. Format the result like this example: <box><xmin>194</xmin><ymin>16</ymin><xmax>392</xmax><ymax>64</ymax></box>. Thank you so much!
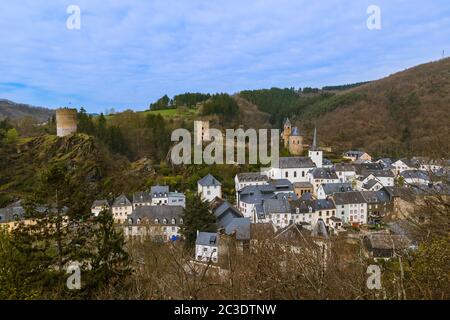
<box><xmin>163</xmin><ymin>218</ymin><xmax>168</xmax><ymax>224</ymax></box>
<box><xmin>128</xmin><ymin>218</ymin><xmax>133</xmax><ymax>224</ymax></box>
<box><xmin>171</xmin><ymin>218</ymin><xmax>176</xmax><ymax>224</ymax></box>
<box><xmin>155</xmin><ymin>218</ymin><xmax>159</xmax><ymax>224</ymax></box>
<box><xmin>180</xmin><ymin>218</ymin><xmax>183</xmax><ymax>224</ymax></box>
<box><xmin>137</xmin><ymin>218</ymin><xmax>141</xmax><ymax>224</ymax></box>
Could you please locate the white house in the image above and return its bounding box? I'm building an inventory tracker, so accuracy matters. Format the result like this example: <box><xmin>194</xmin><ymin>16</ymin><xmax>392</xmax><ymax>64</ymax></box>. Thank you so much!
<box><xmin>265</xmin><ymin>157</ymin><xmax>316</xmax><ymax>183</ymax></box>
<box><xmin>392</xmin><ymin>159</ymin><xmax>414</xmax><ymax>175</ymax></box>
<box><xmin>400</xmin><ymin>170</ymin><xmax>431</xmax><ymax>186</ymax></box>
<box><xmin>334</xmin><ymin>164</ymin><xmax>357</xmax><ymax>183</ymax></box>
<box><xmin>332</xmin><ymin>191</ymin><xmax>368</xmax><ymax>226</ymax></box>
<box><xmin>91</xmin><ymin>200</ymin><xmax>110</xmax><ymax>216</ymax></box>
<box><xmin>198</xmin><ymin>174</ymin><xmax>222</xmax><ymax>202</ymax></box>
<box><xmin>195</xmin><ymin>232</ymin><xmax>219</xmax><ymax>263</ymax></box>
<box><xmin>150</xmin><ymin>185</ymin><xmax>186</xmax><ymax>208</ymax></box>
<box><xmin>234</xmin><ymin>172</ymin><xmax>269</xmax><ymax>192</ymax></box>
<box><xmin>112</xmin><ymin>195</ymin><xmax>133</xmax><ymax>224</ymax></box>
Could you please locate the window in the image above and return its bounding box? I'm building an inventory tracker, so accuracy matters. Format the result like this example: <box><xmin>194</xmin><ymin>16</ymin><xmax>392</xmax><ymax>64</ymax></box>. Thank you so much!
<box><xmin>285</xmin><ymin>172</ymin><xmax>288</xmax><ymax>178</ymax></box>
<box><xmin>294</xmin><ymin>171</ymin><xmax>297</xmax><ymax>178</ymax></box>
<box><xmin>302</xmin><ymin>171</ymin><xmax>305</xmax><ymax>177</ymax></box>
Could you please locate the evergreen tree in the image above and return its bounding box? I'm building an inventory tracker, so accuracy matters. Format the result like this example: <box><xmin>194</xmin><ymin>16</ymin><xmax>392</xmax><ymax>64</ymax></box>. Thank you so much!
<box><xmin>85</xmin><ymin>209</ymin><xmax>131</xmax><ymax>293</ymax></box>
<box><xmin>180</xmin><ymin>193</ymin><xmax>217</xmax><ymax>248</ymax></box>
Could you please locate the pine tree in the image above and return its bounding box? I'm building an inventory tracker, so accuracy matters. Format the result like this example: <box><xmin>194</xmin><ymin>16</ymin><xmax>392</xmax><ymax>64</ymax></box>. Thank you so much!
<box><xmin>85</xmin><ymin>208</ymin><xmax>131</xmax><ymax>294</ymax></box>
<box><xmin>180</xmin><ymin>193</ymin><xmax>217</xmax><ymax>248</ymax></box>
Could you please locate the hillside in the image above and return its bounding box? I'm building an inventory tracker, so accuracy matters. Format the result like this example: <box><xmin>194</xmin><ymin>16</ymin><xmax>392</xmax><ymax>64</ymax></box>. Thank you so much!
<box><xmin>0</xmin><ymin>134</ymin><xmax>155</xmax><ymax>205</ymax></box>
<box><xmin>0</xmin><ymin>99</ymin><xmax>54</xmax><ymax>122</ymax></box>
<box><xmin>238</xmin><ymin>58</ymin><xmax>450</xmax><ymax>158</ymax></box>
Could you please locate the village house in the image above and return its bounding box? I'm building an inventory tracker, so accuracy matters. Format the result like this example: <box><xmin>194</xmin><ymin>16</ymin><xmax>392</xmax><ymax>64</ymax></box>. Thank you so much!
<box><xmin>112</xmin><ymin>194</ymin><xmax>133</xmax><ymax>224</ymax></box>
<box><xmin>317</xmin><ymin>182</ymin><xmax>353</xmax><ymax>199</ymax></box>
<box><xmin>150</xmin><ymin>185</ymin><xmax>186</xmax><ymax>208</ymax></box>
<box><xmin>308</xmin><ymin>167</ymin><xmax>340</xmax><ymax>195</ymax></box>
<box><xmin>400</xmin><ymin>170</ymin><xmax>431</xmax><ymax>186</ymax></box>
<box><xmin>343</xmin><ymin>150</ymin><xmax>372</xmax><ymax>162</ymax></box>
<box><xmin>197</xmin><ymin>174</ymin><xmax>222</xmax><ymax>202</ymax></box>
<box><xmin>361</xmin><ymin>190</ymin><xmax>393</xmax><ymax>224</ymax></box>
<box><xmin>334</xmin><ymin>164</ymin><xmax>357</xmax><ymax>183</ymax></box>
<box><xmin>391</xmin><ymin>158</ymin><xmax>415</xmax><ymax>175</ymax></box>
<box><xmin>293</xmin><ymin>181</ymin><xmax>314</xmax><ymax>197</ymax></box>
<box><xmin>237</xmin><ymin>183</ymin><xmax>296</xmax><ymax>221</ymax></box>
<box><xmin>124</xmin><ymin>205</ymin><xmax>184</xmax><ymax>242</ymax></box>
<box><xmin>332</xmin><ymin>191</ymin><xmax>367</xmax><ymax>226</ymax></box>
<box><xmin>132</xmin><ymin>192</ymin><xmax>152</xmax><ymax>209</ymax></box>
<box><xmin>91</xmin><ymin>200</ymin><xmax>110</xmax><ymax>216</ymax></box>
<box><xmin>360</xmin><ymin>178</ymin><xmax>384</xmax><ymax>191</ymax></box>
<box><xmin>363</xmin><ymin>233</ymin><xmax>412</xmax><ymax>259</ymax></box>
<box><xmin>195</xmin><ymin>232</ymin><xmax>219</xmax><ymax>263</ymax></box>
<box><xmin>234</xmin><ymin>172</ymin><xmax>269</xmax><ymax>191</ymax></box>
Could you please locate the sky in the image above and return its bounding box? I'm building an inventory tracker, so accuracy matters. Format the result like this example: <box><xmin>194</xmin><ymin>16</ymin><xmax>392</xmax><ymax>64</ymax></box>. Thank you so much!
<box><xmin>0</xmin><ymin>0</ymin><xmax>449</xmax><ymax>113</ymax></box>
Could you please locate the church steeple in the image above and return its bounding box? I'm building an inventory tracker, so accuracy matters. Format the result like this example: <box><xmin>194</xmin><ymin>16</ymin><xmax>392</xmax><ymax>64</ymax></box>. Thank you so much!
<box><xmin>311</xmin><ymin>126</ymin><xmax>318</xmax><ymax>150</ymax></box>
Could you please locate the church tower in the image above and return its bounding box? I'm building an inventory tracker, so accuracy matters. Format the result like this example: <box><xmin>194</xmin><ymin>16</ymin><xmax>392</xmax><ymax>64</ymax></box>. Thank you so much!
<box><xmin>282</xmin><ymin>118</ymin><xmax>292</xmax><ymax>147</ymax></box>
<box><xmin>289</xmin><ymin>127</ymin><xmax>303</xmax><ymax>155</ymax></box>
<box><xmin>308</xmin><ymin>126</ymin><xmax>323</xmax><ymax>168</ymax></box>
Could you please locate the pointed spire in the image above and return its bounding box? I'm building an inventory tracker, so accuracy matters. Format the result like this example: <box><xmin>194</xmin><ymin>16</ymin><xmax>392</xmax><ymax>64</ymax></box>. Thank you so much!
<box><xmin>312</xmin><ymin>126</ymin><xmax>317</xmax><ymax>150</ymax></box>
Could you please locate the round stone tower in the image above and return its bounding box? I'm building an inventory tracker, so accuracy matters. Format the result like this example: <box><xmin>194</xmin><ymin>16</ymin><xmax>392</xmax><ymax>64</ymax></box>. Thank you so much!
<box><xmin>289</xmin><ymin>127</ymin><xmax>303</xmax><ymax>155</ymax></box>
<box><xmin>56</xmin><ymin>108</ymin><xmax>77</xmax><ymax>137</ymax></box>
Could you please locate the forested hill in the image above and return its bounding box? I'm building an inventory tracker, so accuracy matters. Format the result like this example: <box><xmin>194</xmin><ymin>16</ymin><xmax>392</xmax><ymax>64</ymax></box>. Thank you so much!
<box><xmin>0</xmin><ymin>99</ymin><xmax>54</xmax><ymax>122</ymax></box>
<box><xmin>238</xmin><ymin>58</ymin><xmax>450</xmax><ymax>158</ymax></box>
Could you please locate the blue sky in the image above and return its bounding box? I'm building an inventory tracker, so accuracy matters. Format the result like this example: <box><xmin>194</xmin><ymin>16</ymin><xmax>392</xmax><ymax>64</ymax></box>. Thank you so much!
<box><xmin>0</xmin><ymin>0</ymin><xmax>449</xmax><ymax>113</ymax></box>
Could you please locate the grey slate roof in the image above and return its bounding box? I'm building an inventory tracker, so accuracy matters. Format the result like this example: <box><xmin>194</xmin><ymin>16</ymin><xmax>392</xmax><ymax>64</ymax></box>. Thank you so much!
<box><xmin>321</xmin><ymin>183</ymin><xmax>353</xmax><ymax>195</ymax></box>
<box><xmin>371</xmin><ymin>170</ymin><xmax>395</xmax><ymax>178</ymax></box>
<box><xmin>313</xmin><ymin>199</ymin><xmax>336</xmax><ymax>211</ymax></box>
<box><xmin>291</xmin><ymin>127</ymin><xmax>300</xmax><ymax>136</ymax></box>
<box><xmin>133</xmin><ymin>192</ymin><xmax>152</xmax><ymax>204</ymax></box>
<box><xmin>400</xmin><ymin>170</ymin><xmax>430</xmax><ymax>180</ymax></box>
<box><xmin>91</xmin><ymin>200</ymin><xmax>110</xmax><ymax>209</ymax></box>
<box><xmin>198</xmin><ymin>174</ymin><xmax>221</xmax><ymax>187</ymax></box>
<box><xmin>112</xmin><ymin>194</ymin><xmax>132</xmax><ymax>207</ymax></box>
<box><xmin>333</xmin><ymin>191</ymin><xmax>366</xmax><ymax>205</ymax></box>
<box><xmin>278</xmin><ymin>157</ymin><xmax>316</xmax><ymax>169</ymax></box>
<box><xmin>196</xmin><ymin>232</ymin><xmax>219</xmax><ymax>246</ymax></box>
<box><xmin>150</xmin><ymin>185</ymin><xmax>170</xmax><ymax>197</ymax></box>
<box><xmin>363</xmin><ymin>179</ymin><xmax>382</xmax><ymax>190</ymax></box>
<box><xmin>211</xmin><ymin>199</ymin><xmax>242</xmax><ymax>228</ymax></box>
<box><xmin>268</xmin><ymin>179</ymin><xmax>294</xmax><ymax>192</ymax></box>
<box><xmin>263</xmin><ymin>199</ymin><xmax>291</xmax><ymax>214</ymax></box>
<box><xmin>293</xmin><ymin>182</ymin><xmax>313</xmax><ymax>188</ymax></box>
<box><xmin>310</xmin><ymin>168</ymin><xmax>338</xmax><ymax>180</ymax></box>
<box><xmin>334</xmin><ymin>164</ymin><xmax>356</xmax><ymax>172</ymax></box>
<box><xmin>236</xmin><ymin>172</ymin><xmax>269</xmax><ymax>182</ymax></box>
<box><xmin>361</xmin><ymin>190</ymin><xmax>391</xmax><ymax>204</ymax></box>
<box><xmin>128</xmin><ymin>205</ymin><xmax>184</xmax><ymax>225</ymax></box>
<box><xmin>225</xmin><ymin>218</ymin><xmax>251</xmax><ymax>241</ymax></box>
<box><xmin>364</xmin><ymin>234</ymin><xmax>411</xmax><ymax>250</ymax></box>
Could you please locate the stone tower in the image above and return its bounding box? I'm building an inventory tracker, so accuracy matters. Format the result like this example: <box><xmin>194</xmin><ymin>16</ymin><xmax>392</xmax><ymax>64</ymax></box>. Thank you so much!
<box><xmin>282</xmin><ymin>118</ymin><xmax>292</xmax><ymax>147</ymax></box>
<box><xmin>308</xmin><ymin>126</ymin><xmax>323</xmax><ymax>168</ymax></box>
<box><xmin>194</xmin><ymin>120</ymin><xmax>210</xmax><ymax>145</ymax></box>
<box><xmin>56</xmin><ymin>108</ymin><xmax>77</xmax><ymax>137</ymax></box>
<box><xmin>289</xmin><ymin>127</ymin><xmax>303</xmax><ymax>155</ymax></box>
